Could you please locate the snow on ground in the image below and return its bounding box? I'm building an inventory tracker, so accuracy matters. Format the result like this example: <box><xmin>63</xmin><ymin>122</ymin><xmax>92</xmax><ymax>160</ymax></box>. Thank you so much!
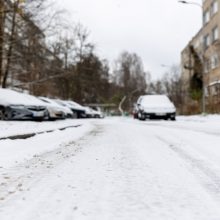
<box><xmin>0</xmin><ymin>119</ymin><xmax>94</xmax><ymax>168</ymax></box>
<box><xmin>1</xmin><ymin>116</ymin><xmax>220</xmax><ymax>219</ymax></box>
<box><xmin>146</xmin><ymin>114</ymin><xmax>220</xmax><ymax>135</ymax></box>
<box><xmin>178</xmin><ymin>114</ymin><xmax>220</xmax><ymax>122</ymax></box>
<box><xmin>0</xmin><ymin>119</ymin><xmax>86</xmax><ymax>138</ymax></box>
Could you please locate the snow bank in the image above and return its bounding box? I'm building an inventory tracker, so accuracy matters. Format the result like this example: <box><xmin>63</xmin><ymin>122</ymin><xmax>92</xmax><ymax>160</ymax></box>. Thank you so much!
<box><xmin>0</xmin><ymin>120</ymin><xmax>94</xmax><ymax>168</ymax></box>
<box><xmin>178</xmin><ymin>114</ymin><xmax>220</xmax><ymax>122</ymax></box>
<box><xmin>0</xmin><ymin>119</ymin><xmax>85</xmax><ymax>138</ymax></box>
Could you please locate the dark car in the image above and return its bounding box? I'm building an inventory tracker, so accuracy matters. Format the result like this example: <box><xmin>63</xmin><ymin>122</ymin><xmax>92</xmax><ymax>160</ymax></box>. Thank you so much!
<box><xmin>0</xmin><ymin>89</ymin><xmax>47</xmax><ymax>120</ymax></box>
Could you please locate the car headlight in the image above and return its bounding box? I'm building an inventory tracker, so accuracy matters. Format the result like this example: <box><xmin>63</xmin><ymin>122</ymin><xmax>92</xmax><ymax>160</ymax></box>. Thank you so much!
<box><xmin>139</xmin><ymin>106</ymin><xmax>144</xmax><ymax>111</ymax></box>
<box><xmin>10</xmin><ymin>105</ymin><xmax>25</xmax><ymax>109</ymax></box>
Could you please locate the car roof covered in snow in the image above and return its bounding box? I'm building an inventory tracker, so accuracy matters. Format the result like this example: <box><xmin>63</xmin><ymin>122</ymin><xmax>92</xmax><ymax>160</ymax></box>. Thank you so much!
<box><xmin>0</xmin><ymin>88</ymin><xmax>45</xmax><ymax>106</ymax></box>
<box><xmin>138</xmin><ymin>95</ymin><xmax>175</xmax><ymax>107</ymax></box>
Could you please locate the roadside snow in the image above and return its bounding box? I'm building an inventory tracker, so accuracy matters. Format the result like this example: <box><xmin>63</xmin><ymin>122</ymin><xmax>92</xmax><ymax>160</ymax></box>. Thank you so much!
<box><xmin>0</xmin><ymin>120</ymin><xmax>94</xmax><ymax>168</ymax></box>
<box><xmin>0</xmin><ymin>119</ymin><xmax>84</xmax><ymax>138</ymax></box>
<box><xmin>178</xmin><ymin>114</ymin><xmax>220</xmax><ymax>122</ymax></box>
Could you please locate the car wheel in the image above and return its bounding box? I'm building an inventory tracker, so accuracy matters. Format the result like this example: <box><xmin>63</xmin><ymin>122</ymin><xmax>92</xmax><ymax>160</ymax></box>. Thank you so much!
<box><xmin>72</xmin><ymin>111</ymin><xmax>78</xmax><ymax>119</ymax></box>
<box><xmin>138</xmin><ymin>112</ymin><xmax>145</xmax><ymax>121</ymax></box>
<box><xmin>0</xmin><ymin>108</ymin><xmax>4</xmax><ymax>120</ymax></box>
<box><xmin>0</xmin><ymin>108</ymin><xmax>10</xmax><ymax>120</ymax></box>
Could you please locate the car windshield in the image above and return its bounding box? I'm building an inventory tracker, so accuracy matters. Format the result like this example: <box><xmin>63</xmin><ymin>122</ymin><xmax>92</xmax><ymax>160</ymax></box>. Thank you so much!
<box><xmin>141</xmin><ymin>95</ymin><xmax>172</xmax><ymax>106</ymax></box>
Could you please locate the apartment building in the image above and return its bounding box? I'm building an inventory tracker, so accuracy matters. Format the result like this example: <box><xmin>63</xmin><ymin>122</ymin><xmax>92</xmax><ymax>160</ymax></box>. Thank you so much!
<box><xmin>181</xmin><ymin>0</ymin><xmax>220</xmax><ymax>113</ymax></box>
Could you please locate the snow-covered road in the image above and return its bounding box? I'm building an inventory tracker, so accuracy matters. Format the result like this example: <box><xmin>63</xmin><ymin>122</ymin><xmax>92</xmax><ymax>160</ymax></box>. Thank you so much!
<box><xmin>1</xmin><ymin>117</ymin><xmax>220</xmax><ymax>219</ymax></box>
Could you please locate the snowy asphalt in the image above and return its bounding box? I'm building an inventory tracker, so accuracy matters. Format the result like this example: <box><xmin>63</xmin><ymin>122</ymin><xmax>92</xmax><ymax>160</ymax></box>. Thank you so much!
<box><xmin>1</xmin><ymin>117</ymin><xmax>220</xmax><ymax>219</ymax></box>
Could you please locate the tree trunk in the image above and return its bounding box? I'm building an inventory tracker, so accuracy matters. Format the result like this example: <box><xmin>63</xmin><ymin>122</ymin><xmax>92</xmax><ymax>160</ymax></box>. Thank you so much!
<box><xmin>0</xmin><ymin>0</ymin><xmax>4</xmax><ymax>86</ymax></box>
<box><xmin>2</xmin><ymin>1</ymin><xmax>18</xmax><ymax>88</ymax></box>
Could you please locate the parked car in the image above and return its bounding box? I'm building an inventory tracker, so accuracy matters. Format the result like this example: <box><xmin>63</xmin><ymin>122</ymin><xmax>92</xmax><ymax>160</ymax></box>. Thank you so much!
<box><xmin>84</xmin><ymin>107</ymin><xmax>96</xmax><ymax>118</ymax></box>
<box><xmin>0</xmin><ymin>89</ymin><xmax>47</xmax><ymax>121</ymax></box>
<box><xmin>38</xmin><ymin>97</ymin><xmax>71</xmax><ymax>120</ymax></box>
<box><xmin>136</xmin><ymin>95</ymin><xmax>176</xmax><ymax>120</ymax></box>
<box><xmin>86</xmin><ymin>107</ymin><xmax>104</xmax><ymax>118</ymax></box>
<box><xmin>54</xmin><ymin>100</ymin><xmax>86</xmax><ymax>119</ymax></box>
<box><xmin>66</xmin><ymin>101</ymin><xmax>87</xmax><ymax>118</ymax></box>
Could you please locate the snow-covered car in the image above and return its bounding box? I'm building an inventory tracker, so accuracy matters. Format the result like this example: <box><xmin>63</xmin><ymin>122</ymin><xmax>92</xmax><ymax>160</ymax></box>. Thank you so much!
<box><xmin>38</xmin><ymin>97</ymin><xmax>72</xmax><ymax>120</ymax></box>
<box><xmin>54</xmin><ymin>100</ymin><xmax>86</xmax><ymax>119</ymax></box>
<box><xmin>87</xmin><ymin>107</ymin><xmax>104</xmax><ymax>118</ymax></box>
<box><xmin>0</xmin><ymin>89</ymin><xmax>47</xmax><ymax>121</ymax></box>
<box><xmin>84</xmin><ymin>107</ymin><xmax>95</xmax><ymax>118</ymax></box>
<box><xmin>83</xmin><ymin>107</ymin><xmax>103</xmax><ymax>118</ymax></box>
<box><xmin>136</xmin><ymin>95</ymin><xmax>176</xmax><ymax>120</ymax></box>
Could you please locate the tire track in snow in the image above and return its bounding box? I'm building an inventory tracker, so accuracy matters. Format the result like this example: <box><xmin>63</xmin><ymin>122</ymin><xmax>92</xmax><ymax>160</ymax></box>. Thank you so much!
<box><xmin>146</xmin><ymin>122</ymin><xmax>220</xmax><ymax>137</ymax></box>
<box><xmin>156</xmin><ymin>135</ymin><xmax>220</xmax><ymax>202</ymax></box>
<box><xmin>0</xmin><ymin>125</ymin><xmax>100</xmax><ymax>205</ymax></box>
<box><xmin>123</xmin><ymin>118</ymin><xmax>220</xmax><ymax>137</ymax></box>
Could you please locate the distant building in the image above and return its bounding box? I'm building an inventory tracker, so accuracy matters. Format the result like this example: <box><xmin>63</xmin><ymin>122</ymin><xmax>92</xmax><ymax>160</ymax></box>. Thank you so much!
<box><xmin>181</xmin><ymin>0</ymin><xmax>220</xmax><ymax>113</ymax></box>
<box><xmin>1</xmin><ymin>0</ymin><xmax>62</xmax><ymax>95</ymax></box>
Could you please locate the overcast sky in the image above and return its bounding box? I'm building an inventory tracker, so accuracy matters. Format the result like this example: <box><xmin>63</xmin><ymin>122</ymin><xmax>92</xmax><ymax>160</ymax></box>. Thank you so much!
<box><xmin>57</xmin><ymin>0</ymin><xmax>202</xmax><ymax>79</ymax></box>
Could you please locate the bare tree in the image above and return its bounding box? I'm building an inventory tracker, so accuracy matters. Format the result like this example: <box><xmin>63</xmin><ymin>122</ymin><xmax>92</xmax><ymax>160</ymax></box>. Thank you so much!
<box><xmin>161</xmin><ymin>65</ymin><xmax>184</xmax><ymax>113</ymax></box>
<box><xmin>2</xmin><ymin>0</ymin><xmax>20</xmax><ymax>88</ymax></box>
<box><xmin>0</xmin><ymin>0</ymin><xmax>5</xmax><ymax>85</ymax></box>
<box><xmin>147</xmin><ymin>65</ymin><xmax>184</xmax><ymax>114</ymax></box>
<box><xmin>0</xmin><ymin>0</ymin><xmax>64</xmax><ymax>89</ymax></box>
<box><xmin>112</xmin><ymin>51</ymin><xmax>147</xmax><ymax>110</ymax></box>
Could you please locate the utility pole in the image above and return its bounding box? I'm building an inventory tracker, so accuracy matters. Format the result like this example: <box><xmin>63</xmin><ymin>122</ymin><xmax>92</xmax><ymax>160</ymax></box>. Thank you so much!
<box><xmin>0</xmin><ymin>0</ymin><xmax>4</xmax><ymax>86</ymax></box>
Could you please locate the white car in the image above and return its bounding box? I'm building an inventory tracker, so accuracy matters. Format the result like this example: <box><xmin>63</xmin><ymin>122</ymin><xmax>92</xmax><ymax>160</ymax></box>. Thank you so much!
<box><xmin>84</xmin><ymin>107</ymin><xmax>104</xmax><ymax>118</ymax></box>
<box><xmin>136</xmin><ymin>95</ymin><xmax>176</xmax><ymax>120</ymax></box>
<box><xmin>54</xmin><ymin>100</ymin><xmax>86</xmax><ymax>119</ymax></box>
<box><xmin>90</xmin><ymin>107</ymin><xmax>104</xmax><ymax>118</ymax></box>
<box><xmin>38</xmin><ymin>97</ymin><xmax>73</xmax><ymax>119</ymax></box>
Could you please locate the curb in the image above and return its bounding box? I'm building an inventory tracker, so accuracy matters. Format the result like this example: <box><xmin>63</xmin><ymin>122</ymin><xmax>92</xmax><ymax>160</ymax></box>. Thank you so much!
<box><xmin>0</xmin><ymin>124</ymin><xmax>82</xmax><ymax>141</ymax></box>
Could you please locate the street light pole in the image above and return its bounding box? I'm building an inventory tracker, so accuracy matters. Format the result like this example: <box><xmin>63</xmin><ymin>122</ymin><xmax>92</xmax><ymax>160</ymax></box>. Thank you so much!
<box><xmin>178</xmin><ymin>0</ymin><xmax>206</xmax><ymax>114</ymax></box>
<box><xmin>178</xmin><ymin>1</ymin><xmax>202</xmax><ymax>8</ymax></box>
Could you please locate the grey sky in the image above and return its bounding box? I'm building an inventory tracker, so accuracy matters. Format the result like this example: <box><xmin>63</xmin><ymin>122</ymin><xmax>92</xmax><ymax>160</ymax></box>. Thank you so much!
<box><xmin>57</xmin><ymin>0</ymin><xmax>202</xmax><ymax>79</ymax></box>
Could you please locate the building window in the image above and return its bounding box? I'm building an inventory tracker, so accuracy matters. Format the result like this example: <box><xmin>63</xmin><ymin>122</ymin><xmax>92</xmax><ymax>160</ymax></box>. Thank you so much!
<box><xmin>204</xmin><ymin>59</ymin><xmax>210</xmax><ymax>73</ymax></box>
<box><xmin>211</xmin><ymin>0</ymin><xmax>218</xmax><ymax>16</ymax></box>
<box><xmin>205</xmin><ymin>86</ymin><xmax>209</xmax><ymax>97</ymax></box>
<box><xmin>212</xmin><ymin>26</ymin><xmax>219</xmax><ymax>42</ymax></box>
<box><xmin>203</xmin><ymin>10</ymin><xmax>210</xmax><ymax>24</ymax></box>
<box><xmin>204</xmin><ymin>34</ymin><xmax>210</xmax><ymax>49</ymax></box>
<box><xmin>211</xmin><ymin>54</ymin><xmax>219</xmax><ymax>69</ymax></box>
<box><xmin>210</xmin><ymin>84</ymin><xmax>220</xmax><ymax>95</ymax></box>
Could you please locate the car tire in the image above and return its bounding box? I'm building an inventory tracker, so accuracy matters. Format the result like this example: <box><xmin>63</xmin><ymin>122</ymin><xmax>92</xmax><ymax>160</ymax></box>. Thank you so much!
<box><xmin>0</xmin><ymin>108</ymin><xmax>10</xmax><ymax>120</ymax></box>
<box><xmin>72</xmin><ymin>111</ymin><xmax>78</xmax><ymax>119</ymax></box>
<box><xmin>137</xmin><ymin>112</ymin><xmax>141</xmax><ymax>120</ymax></box>
<box><xmin>138</xmin><ymin>112</ymin><xmax>145</xmax><ymax>121</ymax></box>
<box><xmin>0</xmin><ymin>108</ymin><xmax>4</xmax><ymax>120</ymax></box>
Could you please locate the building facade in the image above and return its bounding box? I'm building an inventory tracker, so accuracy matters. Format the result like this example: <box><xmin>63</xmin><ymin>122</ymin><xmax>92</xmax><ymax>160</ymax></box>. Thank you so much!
<box><xmin>181</xmin><ymin>0</ymin><xmax>220</xmax><ymax>113</ymax></box>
